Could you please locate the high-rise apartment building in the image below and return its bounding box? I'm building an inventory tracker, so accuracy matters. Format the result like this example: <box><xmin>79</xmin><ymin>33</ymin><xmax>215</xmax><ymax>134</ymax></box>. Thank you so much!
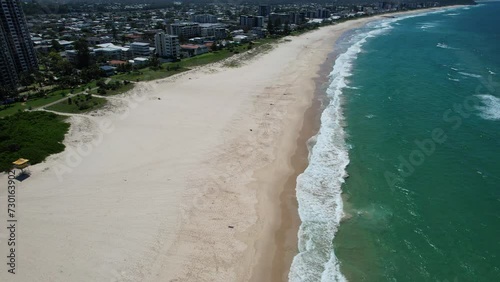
<box><xmin>155</xmin><ymin>32</ymin><xmax>180</xmax><ymax>59</ymax></box>
<box><xmin>240</xmin><ymin>15</ymin><xmax>264</xmax><ymax>29</ymax></box>
<box><xmin>0</xmin><ymin>0</ymin><xmax>38</xmax><ymax>90</ymax></box>
<box><xmin>258</xmin><ymin>5</ymin><xmax>271</xmax><ymax>17</ymax></box>
<box><xmin>190</xmin><ymin>14</ymin><xmax>218</xmax><ymax>24</ymax></box>
<box><xmin>169</xmin><ymin>22</ymin><xmax>201</xmax><ymax>40</ymax></box>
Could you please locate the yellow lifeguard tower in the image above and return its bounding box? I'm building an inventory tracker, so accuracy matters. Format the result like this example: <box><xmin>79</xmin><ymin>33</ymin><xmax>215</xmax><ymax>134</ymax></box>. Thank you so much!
<box><xmin>12</xmin><ymin>158</ymin><xmax>31</xmax><ymax>175</ymax></box>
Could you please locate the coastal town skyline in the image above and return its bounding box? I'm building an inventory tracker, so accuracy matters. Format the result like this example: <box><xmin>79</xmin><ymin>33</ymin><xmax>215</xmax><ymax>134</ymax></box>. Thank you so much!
<box><xmin>1</xmin><ymin>0</ymin><xmax>467</xmax><ymax>96</ymax></box>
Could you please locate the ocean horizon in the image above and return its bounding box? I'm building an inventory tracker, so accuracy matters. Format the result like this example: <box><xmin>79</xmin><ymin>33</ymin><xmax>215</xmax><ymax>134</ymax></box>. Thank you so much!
<box><xmin>290</xmin><ymin>2</ymin><xmax>500</xmax><ymax>281</ymax></box>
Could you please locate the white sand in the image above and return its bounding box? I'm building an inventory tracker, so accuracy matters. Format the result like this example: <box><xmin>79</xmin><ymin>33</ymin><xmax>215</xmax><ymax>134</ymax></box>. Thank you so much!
<box><xmin>0</xmin><ymin>9</ymin><xmax>453</xmax><ymax>281</ymax></box>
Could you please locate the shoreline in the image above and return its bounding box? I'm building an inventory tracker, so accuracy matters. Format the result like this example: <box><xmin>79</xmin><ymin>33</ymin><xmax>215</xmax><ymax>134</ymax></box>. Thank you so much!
<box><xmin>0</xmin><ymin>6</ymin><xmax>467</xmax><ymax>282</ymax></box>
<box><xmin>265</xmin><ymin>5</ymin><xmax>468</xmax><ymax>281</ymax></box>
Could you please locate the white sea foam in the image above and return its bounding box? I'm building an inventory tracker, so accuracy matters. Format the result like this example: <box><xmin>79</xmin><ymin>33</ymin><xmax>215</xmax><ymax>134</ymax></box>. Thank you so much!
<box><xmin>345</xmin><ymin>86</ymin><xmax>360</xmax><ymax>90</ymax></box>
<box><xmin>420</xmin><ymin>23</ymin><xmax>436</xmax><ymax>30</ymax></box>
<box><xmin>448</xmin><ymin>78</ymin><xmax>460</xmax><ymax>82</ymax></box>
<box><xmin>476</xmin><ymin>94</ymin><xmax>500</xmax><ymax>120</ymax></box>
<box><xmin>289</xmin><ymin>20</ymin><xmax>396</xmax><ymax>282</ymax></box>
<box><xmin>437</xmin><ymin>43</ymin><xmax>459</xmax><ymax>50</ymax></box>
<box><xmin>459</xmin><ymin>72</ymin><xmax>482</xmax><ymax>78</ymax></box>
<box><xmin>445</xmin><ymin>13</ymin><xmax>460</xmax><ymax>16</ymax></box>
<box><xmin>488</xmin><ymin>69</ymin><xmax>496</xmax><ymax>75</ymax></box>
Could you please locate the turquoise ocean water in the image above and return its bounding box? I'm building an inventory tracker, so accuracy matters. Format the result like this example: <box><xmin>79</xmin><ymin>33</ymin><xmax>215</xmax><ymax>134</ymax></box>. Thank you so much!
<box><xmin>289</xmin><ymin>2</ymin><xmax>499</xmax><ymax>281</ymax></box>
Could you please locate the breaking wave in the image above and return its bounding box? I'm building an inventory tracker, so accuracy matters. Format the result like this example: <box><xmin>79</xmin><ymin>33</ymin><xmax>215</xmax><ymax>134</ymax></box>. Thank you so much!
<box><xmin>476</xmin><ymin>94</ymin><xmax>500</xmax><ymax>120</ymax></box>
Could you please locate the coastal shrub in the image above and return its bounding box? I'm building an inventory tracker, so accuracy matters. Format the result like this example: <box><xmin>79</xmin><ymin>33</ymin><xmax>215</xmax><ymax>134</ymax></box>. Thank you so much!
<box><xmin>0</xmin><ymin>111</ymin><xmax>69</xmax><ymax>172</ymax></box>
<box><xmin>98</xmin><ymin>87</ymin><xmax>107</xmax><ymax>95</ymax></box>
<box><xmin>78</xmin><ymin>103</ymin><xmax>90</xmax><ymax>111</ymax></box>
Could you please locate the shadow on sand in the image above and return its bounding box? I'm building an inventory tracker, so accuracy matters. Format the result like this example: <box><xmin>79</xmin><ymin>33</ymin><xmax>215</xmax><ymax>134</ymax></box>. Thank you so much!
<box><xmin>15</xmin><ymin>172</ymin><xmax>31</xmax><ymax>182</ymax></box>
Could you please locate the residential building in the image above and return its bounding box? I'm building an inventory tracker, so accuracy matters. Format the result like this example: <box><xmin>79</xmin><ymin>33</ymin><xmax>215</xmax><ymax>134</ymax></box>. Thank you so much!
<box><xmin>306</xmin><ymin>11</ymin><xmax>316</xmax><ymax>19</ymax></box>
<box><xmin>108</xmin><ymin>60</ymin><xmax>128</xmax><ymax>67</ymax></box>
<box><xmin>94</xmin><ymin>47</ymin><xmax>122</xmax><ymax>60</ymax></box>
<box><xmin>316</xmin><ymin>8</ymin><xmax>331</xmax><ymax>19</ymax></box>
<box><xmin>290</xmin><ymin>12</ymin><xmax>306</xmax><ymax>25</ymax></box>
<box><xmin>190</xmin><ymin>14</ymin><xmax>218</xmax><ymax>23</ymax></box>
<box><xmin>233</xmin><ymin>35</ymin><xmax>249</xmax><ymax>43</ymax></box>
<box><xmin>269</xmin><ymin>13</ymin><xmax>292</xmax><ymax>25</ymax></box>
<box><xmin>130</xmin><ymin>57</ymin><xmax>149</xmax><ymax>66</ymax></box>
<box><xmin>99</xmin><ymin>65</ymin><xmax>116</xmax><ymax>76</ymax></box>
<box><xmin>57</xmin><ymin>40</ymin><xmax>74</xmax><ymax>50</ymax></box>
<box><xmin>169</xmin><ymin>22</ymin><xmax>201</xmax><ymax>40</ymax></box>
<box><xmin>65</xmin><ymin>50</ymin><xmax>78</xmax><ymax>64</ymax></box>
<box><xmin>258</xmin><ymin>5</ymin><xmax>271</xmax><ymax>17</ymax></box>
<box><xmin>130</xmin><ymin>42</ymin><xmax>150</xmax><ymax>57</ymax></box>
<box><xmin>180</xmin><ymin>44</ymin><xmax>208</xmax><ymax>58</ymax></box>
<box><xmin>155</xmin><ymin>32</ymin><xmax>180</xmax><ymax>59</ymax></box>
<box><xmin>0</xmin><ymin>0</ymin><xmax>38</xmax><ymax>90</ymax></box>
<box><xmin>240</xmin><ymin>15</ymin><xmax>264</xmax><ymax>29</ymax></box>
<box><xmin>87</xmin><ymin>36</ymin><xmax>112</xmax><ymax>46</ymax></box>
<box><xmin>94</xmin><ymin>43</ymin><xmax>131</xmax><ymax>61</ymax></box>
<box><xmin>199</xmin><ymin>23</ymin><xmax>228</xmax><ymax>39</ymax></box>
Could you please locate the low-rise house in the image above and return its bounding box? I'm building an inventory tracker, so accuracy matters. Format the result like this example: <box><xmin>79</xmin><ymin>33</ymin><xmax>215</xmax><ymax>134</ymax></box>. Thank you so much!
<box><xmin>180</xmin><ymin>44</ymin><xmax>209</xmax><ymax>57</ymax></box>
<box><xmin>87</xmin><ymin>36</ymin><xmax>112</xmax><ymax>46</ymax></box>
<box><xmin>233</xmin><ymin>35</ymin><xmax>249</xmax><ymax>43</ymax></box>
<box><xmin>108</xmin><ymin>60</ymin><xmax>128</xmax><ymax>67</ymax></box>
<box><xmin>129</xmin><ymin>57</ymin><xmax>149</xmax><ymax>66</ymax></box>
<box><xmin>100</xmin><ymin>65</ymin><xmax>116</xmax><ymax>76</ymax></box>
<box><xmin>94</xmin><ymin>43</ymin><xmax>132</xmax><ymax>61</ymax></box>
<box><xmin>95</xmin><ymin>47</ymin><xmax>122</xmax><ymax>60</ymax></box>
<box><xmin>57</xmin><ymin>40</ymin><xmax>74</xmax><ymax>50</ymax></box>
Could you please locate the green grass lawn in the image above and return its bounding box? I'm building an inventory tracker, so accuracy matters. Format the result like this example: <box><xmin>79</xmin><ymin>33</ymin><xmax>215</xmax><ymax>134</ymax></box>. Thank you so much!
<box><xmin>0</xmin><ymin>111</ymin><xmax>69</xmax><ymax>171</ymax></box>
<box><xmin>46</xmin><ymin>94</ymin><xmax>107</xmax><ymax>114</ymax></box>
<box><xmin>0</xmin><ymin>89</ymin><xmax>70</xmax><ymax>118</ymax></box>
<box><xmin>79</xmin><ymin>81</ymin><xmax>97</xmax><ymax>92</ymax></box>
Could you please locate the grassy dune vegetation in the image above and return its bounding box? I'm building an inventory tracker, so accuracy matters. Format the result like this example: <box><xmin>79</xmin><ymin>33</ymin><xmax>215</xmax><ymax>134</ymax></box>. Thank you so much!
<box><xmin>0</xmin><ymin>111</ymin><xmax>69</xmax><ymax>171</ymax></box>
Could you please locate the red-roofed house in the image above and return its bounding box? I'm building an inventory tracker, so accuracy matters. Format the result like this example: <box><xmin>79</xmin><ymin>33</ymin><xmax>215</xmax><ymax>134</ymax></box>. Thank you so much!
<box><xmin>108</xmin><ymin>60</ymin><xmax>128</xmax><ymax>66</ymax></box>
<box><xmin>180</xmin><ymin>44</ymin><xmax>209</xmax><ymax>57</ymax></box>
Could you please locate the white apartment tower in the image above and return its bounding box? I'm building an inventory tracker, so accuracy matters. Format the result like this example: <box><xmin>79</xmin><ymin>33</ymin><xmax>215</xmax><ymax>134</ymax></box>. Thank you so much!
<box><xmin>155</xmin><ymin>32</ymin><xmax>180</xmax><ymax>59</ymax></box>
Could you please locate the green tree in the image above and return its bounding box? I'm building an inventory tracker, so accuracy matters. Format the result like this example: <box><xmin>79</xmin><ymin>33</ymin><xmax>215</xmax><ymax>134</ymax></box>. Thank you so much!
<box><xmin>149</xmin><ymin>56</ymin><xmax>162</xmax><ymax>70</ymax></box>
<box><xmin>284</xmin><ymin>21</ymin><xmax>291</xmax><ymax>36</ymax></box>
<box><xmin>275</xmin><ymin>18</ymin><xmax>282</xmax><ymax>33</ymax></box>
<box><xmin>267</xmin><ymin>18</ymin><xmax>275</xmax><ymax>35</ymax></box>
<box><xmin>210</xmin><ymin>42</ymin><xmax>218</xmax><ymax>52</ymax></box>
<box><xmin>112</xmin><ymin>25</ymin><xmax>118</xmax><ymax>40</ymax></box>
<box><xmin>74</xmin><ymin>38</ymin><xmax>91</xmax><ymax>69</ymax></box>
<box><xmin>0</xmin><ymin>85</ymin><xmax>16</xmax><ymax>100</ymax></box>
<box><xmin>154</xmin><ymin>22</ymin><xmax>165</xmax><ymax>30</ymax></box>
<box><xmin>19</xmin><ymin>71</ymin><xmax>35</xmax><ymax>87</ymax></box>
<box><xmin>51</xmin><ymin>39</ymin><xmax>63</xmax><ymax>52</ymax></box>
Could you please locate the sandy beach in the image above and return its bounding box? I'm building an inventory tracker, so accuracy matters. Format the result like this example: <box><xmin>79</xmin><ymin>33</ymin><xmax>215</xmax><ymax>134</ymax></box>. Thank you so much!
<box><xmin>0</xmin><ymin>9</ymin><xmax>452</xmax><ymax>282</ymax></box>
